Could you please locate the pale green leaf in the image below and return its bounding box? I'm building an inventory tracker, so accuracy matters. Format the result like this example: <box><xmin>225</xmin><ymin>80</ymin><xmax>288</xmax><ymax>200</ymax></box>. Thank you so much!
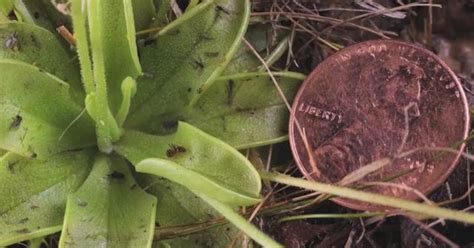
<box><xmin>0</xmin><ymin>59</ymin><xmax>95</xmax><ymax>158</ymax></box>
<box><xmin>87</xmin><ymin>0</ymin><xmax>142</xmax><ymax>112</ymax></box>
<box><xmin>196</xmin><ymin>194</ymin><xmax>283</xmax><ymax>248</ymax></box>
<box><xmin>116</xmin><ymin>122</ymin><xmax>261</xmax><ymax>201</ymax></box>
<box><xmin>136</xmin><ymin>159</ymin><xmax>281</xmax><ymax>247</ymax></box>
<box><xmin>136</xmin><ymin>173</ymin><xmax>239</xmax><ymax>248</ymax></box>
<box><xmin>127</xmin><ymin>0</ymin><xmax>251</xmax><ymax>132</ymax></box>
<box><xmin>59</xmin><ymin>155</ymin><xmax>157</xmax><ymax>248</ymax></box>
<box><xmin>0</xmin><ymin>22</ymin><xmax>83</xmax><ymax>103</ymax></box>
<box><xmin>187</xmin><ymin>72</ymin><xmax>304</xmax><ymax>148</ymax></box>
<box><xmin>137</xmin><ymin>158</ymin><xmax>260</xmax><ymax>206</ymax></box>
<box><xmin>136</xmin><ymin>159</ymin><xmax>282</xmax><ymax>247</ymax></box>
<box><xmin>0</xmin><ymin>150</ymin><xmax>94</xmax><ymax>246</ymax></box>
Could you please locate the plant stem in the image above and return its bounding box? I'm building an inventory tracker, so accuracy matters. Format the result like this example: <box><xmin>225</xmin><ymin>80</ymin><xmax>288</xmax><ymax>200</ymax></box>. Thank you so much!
<box><xmin>279</xmin><ymin>212</ymin><xmax>384</xmax><ymax>222</ymax></box>
<box><xmin>261</xmin><ymin>172</ymin><xmax>474</xmax><ymax>224</ymax></box>
<box><xmin>87</xmin><ymin>0</ymin><xmax>121</xmax><ymax>152</ymax></box>
<box><xmin>198</xmin><ymin>194</ymin><xmax>283</xmax><ymax>248</ymax></box>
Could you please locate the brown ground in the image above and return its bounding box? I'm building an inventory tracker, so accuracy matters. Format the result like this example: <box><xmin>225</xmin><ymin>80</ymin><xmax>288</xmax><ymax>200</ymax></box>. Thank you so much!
<box><xmin>252</xmin><ymin>1</ymin><xmax>474</xmax><ymax>247</ymax></box>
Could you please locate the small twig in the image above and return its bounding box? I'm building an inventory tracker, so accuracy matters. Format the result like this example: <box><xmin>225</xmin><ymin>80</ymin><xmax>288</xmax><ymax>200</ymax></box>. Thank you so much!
<box><xmin>397</xmin><ymin>102</ymin><xmax>418</xmax><ymax>155</ymax></box>
<box><xmin>410</xmin><ymin>218</ymin><xmax>460</xmax><ymax>248</ymax></box>
<box><xmin>265</xmin><ymin>145</ymin><xmax>273</xmax><ymax>172</ymax></box>
<box><xmin>426</xmin><ymin>0</ymin><xmax>433</xmax><ymax>47</ymax></box>
<box><xmin>356</xmin><ymin>217</ymin><xmax>366</xmax><ymax>244</ymax></box>
<box><xmin>344</xmin><ymin>230</ymin><xmax>356</xmax><ymax>248</ymax></box>
<box><xmin>467</xmin><ymin>147</ymin><xmax>472</xmax><ymax>206</ymax></box>
<box><xmin>437</xmin><ymin>185</ymin><xmax>474</xmax><ymax>206</ymax></box>
<box><xmin>320</xmin><ymin>3</ymin><xmax>441</xmax><ymax>35</ymax></box>
<box><xmin>58</xmin><ymin>107</ymin><xmax>86</xmax><ymax>142</ymax></box>
<box><xmin>56</xmin><ymin>25</ymin><xmax>76</xmax><ymax>46</ymax></box>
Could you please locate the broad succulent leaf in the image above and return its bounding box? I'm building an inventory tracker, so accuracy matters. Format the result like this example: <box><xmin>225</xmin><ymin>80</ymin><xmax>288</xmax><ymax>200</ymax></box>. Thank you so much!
<box><xmin>223</xmin><ymin>23</ymin><xmax>271</xmax><ymax>75</ymax></box>
<box><xmin>115</xmin><ymin>122</ymin><xmax>262</xmax><ymax>204</ymax></box>
<box><xmin>127</xmin><ymin>0</ymin><xmax>251</xmax><ymax>131</ymax></box>
<box><xmin>0</xmin><ymin>151</ymin><xmax>94</xmax><ymax>246</ymax></box>
<box><xmin>187</xmin><ymin>72</ymin><xmax>305</xmax><ymax>148</ymax></box>
<box><xmin>0</xmin><ymin>60</ymin><xmax>95</xmax><ymax>158</ymax></box>
<box><xmin>116</xmin><ymin>121</ymin><xmax>263</xmax><ymax>246</ymax></box>
<box><xmin>136</xmin><ymin>158</ymin><xmax>260</xmax><ymax>206</ymax></box>
<box><xmin>59</xmin><ymin>155</ymin><xmax>157</xmax><ymax>248</ymax></box>
<box><xmin>136</xmin><ymin>174</ymin><xmax>238</xmax><ymax>248</ymax></box>
<box><xmin>0</xmin><ymin>22</ymin><xmax>84</xmax><ymax>103</ymax></box>
<box><xmin>135</xmin><ymin>158</ymin><xmax>280</xmax><ymax>247</ymax></box>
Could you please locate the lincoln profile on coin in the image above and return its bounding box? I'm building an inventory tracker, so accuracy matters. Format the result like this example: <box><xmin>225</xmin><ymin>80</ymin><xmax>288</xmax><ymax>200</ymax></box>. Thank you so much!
<box><xmin>313</xmin><ymin>56</ymin><xmax>425</xmax><ymax>183</ymax></box>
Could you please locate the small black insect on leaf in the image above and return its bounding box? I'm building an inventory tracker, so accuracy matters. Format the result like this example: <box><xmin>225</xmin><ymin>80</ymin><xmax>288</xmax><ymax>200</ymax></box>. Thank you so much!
<box><xmin>227</xmin><ymin>80</ymin><xmax>234</xmax><ymax>105</ymax></box>
<box><xmin>204</xmin><ymin>51</ymin><xmax>219</xmax><ymax>58</ymax></box>
<box><xmin>5</xmin><ymin>32</ymin><xmax>19</xmax><ymax>51</ymax></box>
<box><xmin>166</xmin><ymin>144</ymin><xmax>186</xmax><ymax>158</ymax></box>
<box><xmin>16</xmin><ymin>228</ymin><xmax>29</xmax><ymax>234</ymax></box>
<box><xmin>168</xmin><ymin>28</ymin><xmax>181</xmax><ymax>36</ymax></box>
<box><xmin>142</xmin><ymin>37</ymin><xmax>156</xmax><ymax>46</ymax></box>
<box><xmin>18</xmin><ymin>218</ymin><xmax>29</xmax><ymax>224</ymax></box>
<box><xmin>108</xmin><ymin>171</ymin><xmax>125</xmax><ymax>180</ymax></box>
<box><xmin>216</xmin><ymin>5</ymin><xmax>231</xmax><ymax>15</ymax></box>
<box><xmin>202</xmin><ymin>33</ymin><xmax>214</xmax><ymax>41</ymax></box>
<box><xmin>191</xmin><ymin>57</ymin><xmax>205</xmax><ymax>72</ymax></box>
<box><xmin>77</xmin><ymin>200</ymin><xmax>88</xmax><ymax>207</ymax></box>
<box><xmin>162</xmin><ymin>120</ymin><xmax>178</xmax><ymax>130</ymax></box>
<box><xmin>10</xmin><ymin>115</ymin><xmax>22</xmax><ymax>129</ymax></box>
<box><xmin>30</xmin><ymin>34</ymin><xmax>40</xmax><ymax>48</ymax></box>
<box><xmin>7</xmin><ymin>160</ymin><xmax>18</xmax><ymax>173</ymax></box>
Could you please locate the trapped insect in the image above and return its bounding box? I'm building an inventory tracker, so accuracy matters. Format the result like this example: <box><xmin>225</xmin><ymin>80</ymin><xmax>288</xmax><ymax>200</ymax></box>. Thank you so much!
<box><xmin>166</xmin><ymin>144</ymin><xmax>186</xmax><ymax>157</ymax></box>
<box><xmin>4</xmin><ymin>32</ymin><xmax>19</xmax><ymax>51</ymax></box>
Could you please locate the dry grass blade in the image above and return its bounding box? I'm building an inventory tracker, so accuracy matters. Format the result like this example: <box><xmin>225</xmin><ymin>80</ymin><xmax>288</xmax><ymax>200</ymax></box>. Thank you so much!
<box><xmin>338</xmin><ymin>157</ymin><xmax>392</xmax><ymax>187</ymax></box>
<box><xmin>320</xmin><ymin>2</ymin><xmax>442</xmax><ymax>35</ymax></box>
<box><xmin>261</xmin><ymin>171</ymin><xmax>474</xmax><ymax>224</ymax></box>
<box><xmin>410</xmin><ymin>218</ymin><xmax>460</xmax><ymax>248</ymax></box>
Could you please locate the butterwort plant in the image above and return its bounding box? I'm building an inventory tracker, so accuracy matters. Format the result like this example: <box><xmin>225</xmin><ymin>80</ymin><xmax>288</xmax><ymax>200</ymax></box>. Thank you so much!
<box><xmin>0</xmin><ymin>0</ymin><xmax>304</xmax><ymax>247</ymax></box>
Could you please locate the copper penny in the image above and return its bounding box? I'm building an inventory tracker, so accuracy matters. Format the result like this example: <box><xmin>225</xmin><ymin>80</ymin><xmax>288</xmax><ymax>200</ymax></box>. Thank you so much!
<box><xmin>289</xmin><ymin>40</ymin><xmax>470</xmax><ymax>210</ymax></box>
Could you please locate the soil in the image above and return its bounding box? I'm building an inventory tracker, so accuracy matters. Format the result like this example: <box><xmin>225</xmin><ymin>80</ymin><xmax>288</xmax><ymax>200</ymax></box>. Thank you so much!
<box><xmin>253</xmin><ymin>0</ymin><xmax>474</xmax><ymax>247</ymax></box>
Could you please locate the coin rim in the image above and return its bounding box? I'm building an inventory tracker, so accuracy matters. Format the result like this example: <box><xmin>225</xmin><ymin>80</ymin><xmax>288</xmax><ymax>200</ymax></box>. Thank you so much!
<box><xmin>288</xmin><ymin>39</ymin><xmax>470</xmax><ymax>210</ymax></box>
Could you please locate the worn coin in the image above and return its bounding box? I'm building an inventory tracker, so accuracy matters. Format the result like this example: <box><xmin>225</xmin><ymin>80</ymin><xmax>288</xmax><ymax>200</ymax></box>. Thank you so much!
<box><xmin>289</xmin><ymin>40</ymin><xmax>470</xmax><ymax>210</ymax></box>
